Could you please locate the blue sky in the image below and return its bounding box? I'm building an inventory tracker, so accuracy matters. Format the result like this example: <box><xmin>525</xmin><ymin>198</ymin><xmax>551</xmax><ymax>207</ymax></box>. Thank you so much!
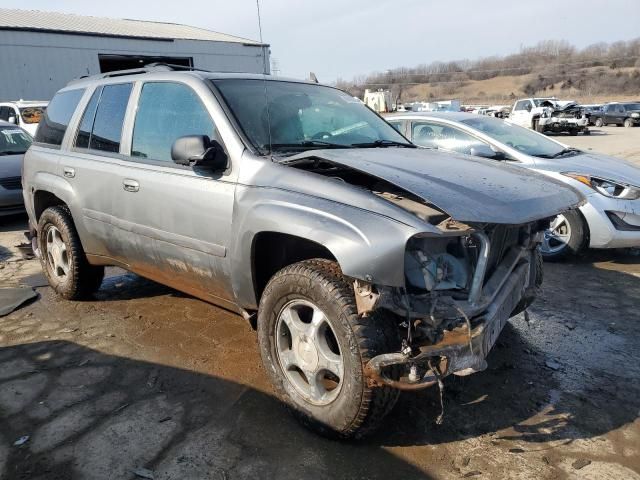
<box><xmin>2</xmin><ymin>0</ymin><xmax>639</xmax><ymax>81</ymax></box>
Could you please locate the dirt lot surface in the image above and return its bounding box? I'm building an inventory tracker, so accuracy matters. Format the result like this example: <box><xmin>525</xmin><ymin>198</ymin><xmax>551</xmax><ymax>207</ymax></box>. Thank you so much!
<box><xmin>1</xmin><ymin>129</ymin><xmax>640</xmax><ymax>480</ymax></box>
<box><xmin>559</xmin><ymin>125</ymin><xmax>640</xmax><ymax>165</ymax></box>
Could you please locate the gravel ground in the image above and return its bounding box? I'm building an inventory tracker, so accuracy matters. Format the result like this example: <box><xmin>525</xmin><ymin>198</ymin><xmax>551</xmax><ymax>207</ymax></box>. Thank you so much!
<box><xmin>1</xmin><ymin>128</ymin><xmax>640</xmax><ymax>480</ymax></box>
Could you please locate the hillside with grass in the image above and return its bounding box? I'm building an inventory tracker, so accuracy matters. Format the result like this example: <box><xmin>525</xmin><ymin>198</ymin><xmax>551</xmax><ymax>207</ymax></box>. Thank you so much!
<box><xmin>337</xmin><ymin>39</ymin><xmax>640</xmax><ymax>105</ymax></box>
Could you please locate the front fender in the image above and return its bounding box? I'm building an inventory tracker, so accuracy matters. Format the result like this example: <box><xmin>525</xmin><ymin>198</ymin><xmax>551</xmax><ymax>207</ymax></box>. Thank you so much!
<box><xmin>230</xmin><ymin>185</ymin><xmax>426</xmax><ymax>308</ymax></box>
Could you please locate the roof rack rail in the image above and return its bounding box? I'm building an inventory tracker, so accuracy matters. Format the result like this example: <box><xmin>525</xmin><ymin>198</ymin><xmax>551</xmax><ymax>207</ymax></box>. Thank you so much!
<box><xmin>69</xmin><ymin>63</ymin><xmax>210</xmax><ymax>85</ymax></box>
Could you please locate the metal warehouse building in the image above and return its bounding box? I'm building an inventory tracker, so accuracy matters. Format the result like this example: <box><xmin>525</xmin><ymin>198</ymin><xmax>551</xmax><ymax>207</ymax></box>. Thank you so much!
<box><xmin>0</xmin><ymin>8</ymin><xmax>270</xmax><ymax>101</ymax></box>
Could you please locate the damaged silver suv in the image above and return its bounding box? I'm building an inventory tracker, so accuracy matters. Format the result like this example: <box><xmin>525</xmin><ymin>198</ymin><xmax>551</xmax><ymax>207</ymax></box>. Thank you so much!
<box><xmin>22</xmin><ymin>65</ymin><xmax>582</xmax><ymax>438</ymax></box>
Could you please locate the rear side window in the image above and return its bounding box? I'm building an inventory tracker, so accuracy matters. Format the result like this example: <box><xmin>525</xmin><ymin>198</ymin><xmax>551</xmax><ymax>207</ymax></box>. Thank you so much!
<box><xmin>75</xmin><ymin>88</ymin><xmax>101</xmax><ymax>149</ymax></box>
<box><xmin>35</xmin><ymin>89</ymin><xmax>84</xmax><ymax>146</ymax></box>
<box><xmin>88</xmin><ymin>83</ymin><xmax>133</xmax><ymax>153</ymax></box>
<box><xmin>131</xmin><ymin>82</ymin><xmax>215</xmax><ymax>162</ymax></box>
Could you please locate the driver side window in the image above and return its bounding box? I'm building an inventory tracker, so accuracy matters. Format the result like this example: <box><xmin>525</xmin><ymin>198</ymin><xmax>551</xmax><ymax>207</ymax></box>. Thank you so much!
<box><xmin>411</xmin><ymin>121</ymin><xmax>488</xmax><ymax>155</ymax></box>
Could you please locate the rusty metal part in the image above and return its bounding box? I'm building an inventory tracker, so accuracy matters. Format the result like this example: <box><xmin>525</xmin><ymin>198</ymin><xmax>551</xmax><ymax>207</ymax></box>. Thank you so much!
<box><xmin>353</xmin><ymin>279</ymin><xmax>380</xmax><ymax>316</ymax></box>
<box><xmin>364</xmin><ymin>353</ymin><xmax>449</xmax><ymax>391</ymax></box>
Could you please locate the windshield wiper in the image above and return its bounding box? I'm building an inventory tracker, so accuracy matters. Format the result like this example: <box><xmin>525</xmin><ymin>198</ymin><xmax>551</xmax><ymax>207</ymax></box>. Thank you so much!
<box><xmin>0</xmin><ymin>151</ymin><xmax>26</xmax><ymax>156</ymax></box>
<box><xmin>265</xmin><ymin>140</ymin><xmax>353</xmax><ymax>152</ymax></box>
<box><xmin>550</xmin><ymin>147</ymin><xmax>582</xmax><ymax>158</ymax></box>
<box><xmin>350</xmin><ymin>139</ymin><xmax>415</xmax><ymax>148</ymax></box>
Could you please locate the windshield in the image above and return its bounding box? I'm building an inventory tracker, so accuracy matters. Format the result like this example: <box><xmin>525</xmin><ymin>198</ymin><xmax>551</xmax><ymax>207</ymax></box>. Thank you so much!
<box><xmin>623</xmin><ymin>103</ymin><xmax>640</xmax><ymax>111</ymax></box>
<box><xmin>532</xmin><ymin>99</ymin><xmax>555</xmax><ymax>107</ymax></box>
<box><xmin>213</xmin><ymin>79</ymin><xmax>410</xmax><ymax>154</ymax></box>
<box><xmin>19</xmin><ymin>107</ymin><xmax>45</xmax><ymax>124</ymax></box>
<box><xmin>460</xmin><ymin>116</ymin><xmax>572</xmax><ymax>158</ymax></box>
<box><xmin>0</xmin><ymin>127</ymin><xmax>32</xmax><ymax>155</ymax></box>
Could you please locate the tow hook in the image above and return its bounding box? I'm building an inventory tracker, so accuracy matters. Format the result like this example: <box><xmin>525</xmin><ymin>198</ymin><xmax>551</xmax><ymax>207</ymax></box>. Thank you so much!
<box><xmin>364</xmin><ymin>352</ymin><xmax>441</xmax><ymax>391</ymax></box>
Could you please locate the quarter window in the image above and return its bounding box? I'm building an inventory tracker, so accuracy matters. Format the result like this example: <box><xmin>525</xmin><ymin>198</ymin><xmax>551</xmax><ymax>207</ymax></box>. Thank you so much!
<box><xmin>35</xmin><ymin>89</ymin><xmax>84</xmax><ymax>146</ymax></box>
<box><xmin>131</xmin><ymin>82</ymin><xmax>216</xmax><ymax>162</ymax></box>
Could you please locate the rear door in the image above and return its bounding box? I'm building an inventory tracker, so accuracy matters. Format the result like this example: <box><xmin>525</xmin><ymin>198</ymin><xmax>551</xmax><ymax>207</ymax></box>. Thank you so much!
<box><xmin>109</xmin><ymin>80</ymin><xmax>236</xmax><ymax>302</ymax></box>
<box><xmin>65</xmin><ymin>83</ymin><xmax>134</xmax><ymax>257</ymax></box>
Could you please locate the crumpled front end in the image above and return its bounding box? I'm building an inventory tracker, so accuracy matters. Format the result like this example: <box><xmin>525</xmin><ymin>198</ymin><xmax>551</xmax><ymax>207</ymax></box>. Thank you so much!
<box><xmin>538</xmin><ymin>103</ymin><xmax>589</xmax><ymax>132</ymax></box>
<box><xmin>357</xmin><ymin>219</ymin><xmax>546</xmax><ymax>391</ymax></box>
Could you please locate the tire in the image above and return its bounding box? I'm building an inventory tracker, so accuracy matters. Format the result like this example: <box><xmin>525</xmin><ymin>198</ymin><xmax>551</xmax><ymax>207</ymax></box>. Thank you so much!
<box><xmin>624</xmin><ymin>118</ymin><xmax>634</xmax><ymax>128</ymax></box>
<box><xmin>533</xmin><ymin>119</ymin><xmax>545</xmax><ymax>133</ymax></box>
<box><xmin>594</xmin><ymin>117</ymin><xmax>604</xmax><ymax>128</ymax></box>
<box><xmin>511</xmin><ymin>248</ymin><xmax>543</xmax><ymax>316</ymax></box>
<box><xmin>37</xmin><ymin>206</ymin><xmax>105</xmax><ymax>300</ymax></box>
<box><xmin>257</xmin><ymin>259</ymin><xmax>401</xmax><ymax>439</ymax></box>
<box><xmin>540</xmin><ymin>209</ymin><xmax>588</xmax><ymax>262</ymax></box>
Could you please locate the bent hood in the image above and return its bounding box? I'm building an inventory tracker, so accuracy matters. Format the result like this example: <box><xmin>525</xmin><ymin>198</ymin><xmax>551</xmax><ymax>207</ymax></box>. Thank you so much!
<box><xmin>290</xmin><ymin>148</ymin><xmax>583</xmax><ymax>224</ymax></box>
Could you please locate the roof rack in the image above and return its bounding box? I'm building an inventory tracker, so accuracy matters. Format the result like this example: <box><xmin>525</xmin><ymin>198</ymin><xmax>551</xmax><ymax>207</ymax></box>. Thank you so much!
<box><xmin>69</xmin><ymin>63</ymin><xmax>210</xmax><ymax>84</ymax></box>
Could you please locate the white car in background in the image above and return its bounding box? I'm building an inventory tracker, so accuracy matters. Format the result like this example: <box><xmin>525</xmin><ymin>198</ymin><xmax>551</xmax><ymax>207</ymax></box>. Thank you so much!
<box><xmin>387</xmin><ymin>112</ymin><xmax>640</xmax><ymax>260</ymax></box>
<box><xmin>0</xmin><ymin>100</ymin><xmax>48</xmax><ymax>137</ymax></box>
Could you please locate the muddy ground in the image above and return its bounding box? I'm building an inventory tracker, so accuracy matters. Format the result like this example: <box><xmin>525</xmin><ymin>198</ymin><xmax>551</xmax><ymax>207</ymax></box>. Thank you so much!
<box><xmin>1</xmin><ymin>128</ymin><xmax>640</xmax><ymax>479</ymax></box>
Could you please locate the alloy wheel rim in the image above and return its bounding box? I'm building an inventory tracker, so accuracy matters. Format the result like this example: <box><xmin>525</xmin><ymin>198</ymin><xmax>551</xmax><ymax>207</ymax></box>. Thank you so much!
<box><xmin>275</xmin><ymin>299</ymin><xmax>344</xmax><ymax>405</ymax></box>
<box><xmin>45</xmin><ymin>225</ymin><xmax>70</xmax><ymax>280</ymax></box>
<box><xmin>541</xmin><ymin>214</ymin><xmax>572</xmax><ymax>254</ymax></box>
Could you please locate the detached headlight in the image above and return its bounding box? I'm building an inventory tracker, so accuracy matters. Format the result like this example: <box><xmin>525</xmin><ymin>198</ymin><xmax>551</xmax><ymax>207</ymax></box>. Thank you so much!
<box><xmin>632</xmin><ymin>112</ymin><xmax>640</xmax><ymax>118</ymax></box>
<box><xmin>562</xmin><ymin>172</ymin><xmax>640</xmax><ymax>200</ymax></box>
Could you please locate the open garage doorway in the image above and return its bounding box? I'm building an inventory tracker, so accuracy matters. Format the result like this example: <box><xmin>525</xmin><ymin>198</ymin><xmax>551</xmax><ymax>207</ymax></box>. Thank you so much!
<box><xmin>98</xmin><ymin>54</ymin><xmax>193</xmax><ymax>72</ymax></box>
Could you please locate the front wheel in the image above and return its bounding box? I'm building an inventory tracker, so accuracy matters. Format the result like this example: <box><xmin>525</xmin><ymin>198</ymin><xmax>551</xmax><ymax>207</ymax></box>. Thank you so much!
<box><xmin>540</xmin><ymin>210</ymin><xmax>588</xmax><ymax>261</ymax></box>
<box><xmin>594</xmin><ymin>117</ymin><xmax>604</xmax><ymax>127</ymax></box>
<box><xmin>257</xmin><ymin>259</ymin><xmax>400</xmax><ymax>439</ymax></box>
<box><xmin>624</xmin><ymin>118</ymin><xmax>634</xmax><ymax>128</ymax></box>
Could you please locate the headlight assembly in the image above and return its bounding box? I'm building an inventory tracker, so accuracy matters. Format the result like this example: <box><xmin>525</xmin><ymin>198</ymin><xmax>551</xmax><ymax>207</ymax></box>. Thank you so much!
<box><xmin>562</xmin><ymin>172</ymin><xmax>640</xmax><ymax>200</ymax></box>
<box><xmin>632</xmin><ymin>112</ymin><xmax>640</xmax><ymax>118</ymax></box>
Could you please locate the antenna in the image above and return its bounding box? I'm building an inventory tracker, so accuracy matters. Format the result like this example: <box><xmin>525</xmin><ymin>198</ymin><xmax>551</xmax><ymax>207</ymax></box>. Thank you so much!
<box><xmin>256</xmin><ymin>0</ymin><xmax>273</xmax><ymax>156</ymax></box>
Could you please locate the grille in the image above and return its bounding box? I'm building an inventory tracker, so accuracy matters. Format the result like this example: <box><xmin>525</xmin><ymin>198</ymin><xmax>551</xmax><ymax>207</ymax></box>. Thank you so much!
<box><xmin>0</xmin><ymin>176</ymin><xmax>22</xmax><ymax>190</ymax></box>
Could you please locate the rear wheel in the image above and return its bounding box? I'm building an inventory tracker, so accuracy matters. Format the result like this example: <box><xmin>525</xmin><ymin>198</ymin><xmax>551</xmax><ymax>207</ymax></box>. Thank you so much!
<box><xmin>594</xmin><ymin>117</ymin><xmax>604</xmax><ymax>127</ymax></box>
<box><xmin>540</xmin><ymin>210</ymin><xmax>587</xmax><ymax>261</ymax></box>
<box><xmin>37</xmin><ymin>206</ymin><xmax>104</xmax><ymax>300</ymax></box>
<box><xmin>257</xmin><ymin>259</ymin><xmax>400</xmax><ymax>439</ymax></box>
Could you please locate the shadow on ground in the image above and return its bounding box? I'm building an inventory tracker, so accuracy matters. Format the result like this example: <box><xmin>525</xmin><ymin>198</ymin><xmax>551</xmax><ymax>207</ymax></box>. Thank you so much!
<box><xmin>0</xmin><ymin>341</ymin><xmax>431</xmax><ymax>480</ymax></box>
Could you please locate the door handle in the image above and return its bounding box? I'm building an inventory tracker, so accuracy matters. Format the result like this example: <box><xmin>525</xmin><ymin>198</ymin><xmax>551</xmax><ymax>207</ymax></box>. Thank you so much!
<box><xmin>63</xmin><ymin>167</ymin><xmax>75</xmax><ymax>178</ymax></box>
<box><xmin>123</xmin><ymin>179</ymin><xmax>139</xmax><ymax>193</ymax></box>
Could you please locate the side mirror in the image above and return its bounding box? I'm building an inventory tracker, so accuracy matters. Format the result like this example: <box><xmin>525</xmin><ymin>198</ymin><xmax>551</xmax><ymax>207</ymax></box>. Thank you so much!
<box><xmin>470</xmin><ymin>144</ymin><xmax>501</xmax><ymax>159</ymax></box>
<box><xmin>171</xmin><ymin>135</ymin><xmax>228</xmax><ymax>170</ymax></box>
<box><xmin>526</xmin><ymin>104</ymin><xmax>532</xmax><ymax>112</ymax></box>
<box><xmin>8</xmin><ymin>115</ymin><xmax>17</xmax><ymax>124</ymax></box>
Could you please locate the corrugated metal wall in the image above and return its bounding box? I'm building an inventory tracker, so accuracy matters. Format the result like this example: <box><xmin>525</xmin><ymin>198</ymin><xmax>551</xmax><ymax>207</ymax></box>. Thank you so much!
<box><xmin>0</xmin><ymin>30</ymin><xmax>270</xmax><ymax>100</ymax></box>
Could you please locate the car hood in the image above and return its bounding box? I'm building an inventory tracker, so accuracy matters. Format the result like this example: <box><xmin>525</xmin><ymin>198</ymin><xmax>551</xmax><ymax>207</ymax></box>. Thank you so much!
<box><xmin>0</xmin><ymin>153</ymin><xmax>23</xmax><ymax>178</ymax></box>
<box><xmin>287</xmin><ymin>148</ymin><xmax>583</xmax><ymax>224</ymax></box>
<box><xmin>538</xmin><ymin>152</ymin><xmax>640</xmax><ymax>186</ymax></box>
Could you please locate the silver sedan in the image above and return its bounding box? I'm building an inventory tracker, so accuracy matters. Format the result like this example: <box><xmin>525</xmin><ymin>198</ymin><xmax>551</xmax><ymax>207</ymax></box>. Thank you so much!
<box><xmin>387</xmin><ymin>112</ymin><xmax>640</xmax><ymax>259</ymax></box>
<box><xmin>0</xmin><ymin>120</ymin><xmax>32</xmax><ymax>216</ymax></box>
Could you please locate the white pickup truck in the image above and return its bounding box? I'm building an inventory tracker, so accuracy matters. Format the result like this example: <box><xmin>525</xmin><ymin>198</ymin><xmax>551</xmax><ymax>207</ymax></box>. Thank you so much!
<box><xmin>509</xmin><ymin>98</ymin><xmax>589</xmax><ymax>135</ymax></box>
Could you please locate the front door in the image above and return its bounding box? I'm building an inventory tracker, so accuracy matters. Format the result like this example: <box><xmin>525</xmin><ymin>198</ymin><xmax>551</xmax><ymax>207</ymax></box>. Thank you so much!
<box><xmin>110</xmin><ymin>81</ymin><xmax>236</xmax><ymax>302</ymax></box>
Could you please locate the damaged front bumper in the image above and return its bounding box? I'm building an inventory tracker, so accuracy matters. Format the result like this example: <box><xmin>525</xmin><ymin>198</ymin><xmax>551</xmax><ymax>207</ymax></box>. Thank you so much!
<box><xmin>361</xmin><ymin>231</ymin><xmax>539</xmax><ymax>391</ymax></box>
